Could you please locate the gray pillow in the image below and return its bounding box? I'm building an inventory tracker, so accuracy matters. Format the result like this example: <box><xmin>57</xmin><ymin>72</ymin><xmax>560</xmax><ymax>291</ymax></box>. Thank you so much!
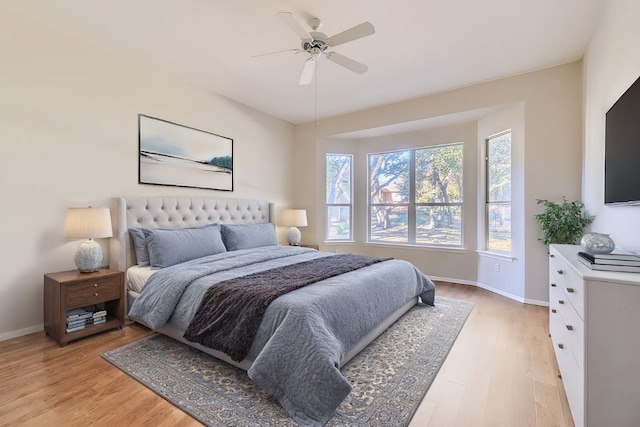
<box><xmin>221</xmin><ymin>223</ymin><xmax>278</xmax><ymax>251</ymax></box>
<box><xmin>146</xmin><ymin>224</ymin><xmax>227</xmax><ymax>268</ymax></box>
<box><xmin>129</xmin><ymin>228</ymin><xmax>152</xmax><ymax>267</ymax></box>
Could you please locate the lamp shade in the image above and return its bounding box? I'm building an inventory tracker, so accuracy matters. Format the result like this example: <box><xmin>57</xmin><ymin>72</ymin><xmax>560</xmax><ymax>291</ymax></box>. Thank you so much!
<box><xmin>280</xmin><ymin>209</ymin><xmax>308</xmax><ymax>227</ymax></box>
<box><xmin>65</xmin><ymin>207</ymin><xmax>113</xmax><ymax>239</ymax></box>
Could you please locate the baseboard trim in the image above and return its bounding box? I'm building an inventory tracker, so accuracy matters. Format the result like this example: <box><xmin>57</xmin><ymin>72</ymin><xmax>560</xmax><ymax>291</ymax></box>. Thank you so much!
<box><xmin>523</xmin><ymin>297</ymin><xmax>549</xmax><ymax>307</ymax></box>
<box><xmin>430</xmin><ymin>276</ymin><xmax>549</xmax><ymax>307</ymax></box>
<box><xmin>0</xmin><ymin>324</ymin><xmax>43</xmax><ymax>342</ymax></box>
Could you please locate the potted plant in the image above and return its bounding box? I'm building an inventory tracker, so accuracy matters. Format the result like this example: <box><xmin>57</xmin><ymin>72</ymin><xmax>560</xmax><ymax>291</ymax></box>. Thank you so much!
<box><xmin>535</xmin><ymin>197</ymin><xmax>593</xmax><ymax>245</ymax></box>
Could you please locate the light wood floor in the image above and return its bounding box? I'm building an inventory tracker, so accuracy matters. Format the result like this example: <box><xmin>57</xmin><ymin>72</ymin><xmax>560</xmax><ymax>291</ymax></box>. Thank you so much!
<box><xmin>0</xmin><ymin>282</ymin><xmax>574</xmax><ymax>427</ymax></box>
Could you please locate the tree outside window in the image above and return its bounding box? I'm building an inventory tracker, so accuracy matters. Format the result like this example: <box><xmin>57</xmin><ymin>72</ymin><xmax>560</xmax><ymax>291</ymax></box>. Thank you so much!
<box><xmin>369</xmin><ymin>144</ymin><xmax>463</xmax><ymax>246</ymax></box>
<box><xmin>486</xmin><ymin>132</ymin><xmax>511</xmax><ymax>253</ymax></box>
<box><xmin>326</xmin><ymin>154</ymin><xmax>353</xmax><ymax>241</ymax></box>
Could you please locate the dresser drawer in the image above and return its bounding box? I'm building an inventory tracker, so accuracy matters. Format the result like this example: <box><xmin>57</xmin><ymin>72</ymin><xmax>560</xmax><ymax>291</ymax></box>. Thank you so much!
<box><xmin>66</xmin><ymin>277</ymin><xmax>121</xmax><ymax>308</ymax></box>
<box><xmin>550</xmin><ymin>286</ymin><xmax>571</xmax><ymax>355</ymax></box>
<box><xmin>550</xmin><ymin>251</ymin><xmax>584</xmax><ymax>319</ymax></box>
<box><xmin>553</xmin><ymin>335</ymin><xmax>584</xmax><ymax>427</ymax></box>
<box><xmin>554</xmin><ymin>302</ymin><xmax>584</xmax><ymax>370</ymax></box>
<box><xmin>549</xmin><ymin>302</ymin><xmax>566</xmax><ymax>348</ymax></box>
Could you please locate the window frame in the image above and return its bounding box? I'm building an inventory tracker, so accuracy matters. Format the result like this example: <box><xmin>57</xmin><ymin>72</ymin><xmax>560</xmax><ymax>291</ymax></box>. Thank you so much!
<box><xmin>367</xmin><ymin>143</ymin><xmax>464</xmax><ymax>248</ymax></box>
<box><xmin>325</xmin><ymin>153</ymin><xmax>354</xmax><ymax>242</ymax></box>
<box><xmin>484</xmin><ymin>130</ymin><xmax>512</xmax><ymax>254</ymax></box>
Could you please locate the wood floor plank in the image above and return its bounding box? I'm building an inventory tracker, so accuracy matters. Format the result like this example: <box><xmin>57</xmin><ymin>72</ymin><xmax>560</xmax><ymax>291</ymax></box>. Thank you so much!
<box><xmin>0</xmin><ymin>282</ymin><xmax>573</xmax><ymax>426</ymax></box>
<box><xmin>534</xmin><ymin>380</ymin><xmax>565</xmax><ymax>427</ymax></box>
<box><xmin>423</xmin><ymin>380</ymin><xmax>466</xmax><ymax>427</ymax></box>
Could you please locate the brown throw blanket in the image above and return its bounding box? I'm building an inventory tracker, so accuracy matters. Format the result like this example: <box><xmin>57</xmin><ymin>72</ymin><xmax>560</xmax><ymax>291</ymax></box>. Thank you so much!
<box><xmin>183</xmin><ymin>253</ymin><xmax>390</xmax><ymax>361</ymax></box>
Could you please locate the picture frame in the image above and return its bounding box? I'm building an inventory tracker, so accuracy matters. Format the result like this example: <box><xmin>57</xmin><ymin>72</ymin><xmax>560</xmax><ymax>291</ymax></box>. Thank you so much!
<box><xmin>138</xmin><ymin>114</ymin><xmax>233</xmax><ymax>191</ymax></box>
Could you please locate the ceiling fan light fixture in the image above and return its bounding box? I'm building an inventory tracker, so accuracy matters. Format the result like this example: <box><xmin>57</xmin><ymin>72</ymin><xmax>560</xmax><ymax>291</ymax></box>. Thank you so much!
<box><xmin>308</xmin><ymin>17</ymin><xmax>322</xmax><ymax>31</ymax></box>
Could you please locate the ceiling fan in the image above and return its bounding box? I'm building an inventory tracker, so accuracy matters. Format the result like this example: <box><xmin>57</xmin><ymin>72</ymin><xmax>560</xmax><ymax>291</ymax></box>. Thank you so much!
<box><xmin>256</xmin><ymin>12</ymin><xmax>375</xmax><ymax>85</ymax></box>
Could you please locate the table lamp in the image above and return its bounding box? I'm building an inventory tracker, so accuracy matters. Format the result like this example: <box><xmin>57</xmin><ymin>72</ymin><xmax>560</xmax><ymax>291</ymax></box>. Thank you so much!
<box><xmin>280</xmin><ymin>209</ymin><xmax>308</xmax><ymax>246</ymax></box>
<box><xmin>65</xmin><ymin>207</ymin><xmax>113</xmax><ymax>272</ymax></box>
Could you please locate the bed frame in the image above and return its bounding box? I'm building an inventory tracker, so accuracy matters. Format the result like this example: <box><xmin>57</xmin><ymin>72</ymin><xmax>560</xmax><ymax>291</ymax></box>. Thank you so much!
<box><xmin>109</xmin><ymin>195</ymin><xmax>417</xmax><ymax>370</ymax></box>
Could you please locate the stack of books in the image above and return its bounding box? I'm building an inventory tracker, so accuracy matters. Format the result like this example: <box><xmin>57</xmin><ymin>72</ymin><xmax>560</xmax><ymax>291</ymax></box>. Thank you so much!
<box><xmin>65</xmin><ymin>306</ymin><xmax>108</xmax><ymax>333</ymax></box>
<box><xmin>577</xmin><ymin>248</ymin><xmax>640</xmax><ymax>273</ymax></box>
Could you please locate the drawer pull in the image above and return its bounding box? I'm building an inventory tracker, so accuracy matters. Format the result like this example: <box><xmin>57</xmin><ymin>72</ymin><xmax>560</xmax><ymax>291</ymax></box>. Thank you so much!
<box><xmin>94</xmin><ymin>293</ymin><xmax>99</xmax><ymax>297</ymax></box>
<box><xmin>566</xmin><ymin>325</ymin><xmax>574</xmax><ymax>331</ymax></box>
<box><xmin>558</xmin><ymin>300</ymin><xmax>565</xmax><ymax>304</ymax></box>
<box><xmin>558</xmin><ymin>343</ymin><xmax>564</xmax><ymax>349</ymax></box>
<box><xmin>567</xmin><ymin>287</ymin><xmax>575</xmax><ymax>293</ymax></box>
<box><xmin>94</xmin><ymin>283</ymin><xmax>98</xmax><ymax>287</ymax></box>
<box><xmin>557</xmin><ymin>269</ymin><xmax>563</xmax><ymax>275</ymax></box>
<box><xmin>551</xmin><ymin>283</ymin><xmax>557</xmax><ymax>287</ymax></box>
<box><xmin>551</xmin><ymin>309</ymin><xmax>557</xmax><ymax>313</ymax></box>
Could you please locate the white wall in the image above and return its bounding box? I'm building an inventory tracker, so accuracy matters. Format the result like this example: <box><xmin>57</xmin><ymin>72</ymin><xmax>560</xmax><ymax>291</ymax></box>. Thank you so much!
<box><xmin>294</xmin><ymin>63</ymin><xmax>583</xmax><ymax>304</ymax></box>
<box><xmin>0</xmin><ymin>11</ymin><xmax>295</xmax><ymax>339</ymax></box>
<box><xmin>583</xmin><ymin>0</ymin><xmax>640</xmax><ymax>253</ymax></box>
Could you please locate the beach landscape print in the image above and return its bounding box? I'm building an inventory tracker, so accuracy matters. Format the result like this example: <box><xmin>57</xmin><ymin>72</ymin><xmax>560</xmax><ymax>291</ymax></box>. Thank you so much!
<box><xmin>138</xmin><ymin>115</ymin><xmax>233</xmax><ymax>191</ymax></box>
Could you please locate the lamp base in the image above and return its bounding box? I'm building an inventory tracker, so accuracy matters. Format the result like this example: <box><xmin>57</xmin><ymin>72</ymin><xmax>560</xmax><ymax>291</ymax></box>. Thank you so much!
<box><xmin>287</xmin><ymin>227</ymin><xmax>302</xmax><ymax>246</ymax></box>
<box><xmin>75</xmin><ymin>239</ymin><xmax>104</xmax><ymax>273</ymax></box>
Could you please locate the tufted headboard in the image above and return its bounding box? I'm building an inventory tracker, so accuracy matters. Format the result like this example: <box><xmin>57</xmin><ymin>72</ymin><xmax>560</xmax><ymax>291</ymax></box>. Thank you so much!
<box><xmin>109</xmin><ymin>196</ymin><xmax>275</xmax><ymax>271</ymax></box>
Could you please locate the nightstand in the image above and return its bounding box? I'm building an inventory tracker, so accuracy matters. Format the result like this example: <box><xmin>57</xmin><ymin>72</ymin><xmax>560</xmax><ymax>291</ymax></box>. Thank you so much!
<box><xmin>301</xmin><ymin>244</ymin><xmax>319</xmax><ymax>250</ymax></box>
<box><xmin>44</xmin><ymin>269</ymin><xmax>124</xmax><ymax>345</ymax></box>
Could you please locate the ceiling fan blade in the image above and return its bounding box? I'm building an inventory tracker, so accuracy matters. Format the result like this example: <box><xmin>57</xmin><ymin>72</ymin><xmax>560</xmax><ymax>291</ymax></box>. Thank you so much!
<box><xmin>251</xmin><ymin>48</ymin><xmax>302</xmax><ymax>58</ymax></box>
<box><xmin>327</xmin><ymin>22</ymin><xmax>375</xmax><ymax>47</ymax></box>
<box><xmin>299</xmin><ymin>58</ymin><xmax>316</xmax><ymax>85</ymax></box>
<box><xmin>278</xmin><ymin>12</ymin><xmax>312</xmax><ymax>41</ymax></box>
<box><xmin>326</xmin><ymin>52</ymin><xmax>368</xmax><ymax>74</ymax></box>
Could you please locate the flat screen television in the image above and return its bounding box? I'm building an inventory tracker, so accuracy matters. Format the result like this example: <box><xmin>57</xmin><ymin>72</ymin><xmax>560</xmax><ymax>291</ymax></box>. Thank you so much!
<box><xmin>605</xmin><ymin>75</ymin><xmax>640</xmax><ymax>205</ymax></box>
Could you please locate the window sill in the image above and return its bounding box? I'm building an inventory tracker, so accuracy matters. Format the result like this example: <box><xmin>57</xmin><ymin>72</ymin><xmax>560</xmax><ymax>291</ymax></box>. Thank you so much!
<box><xmin>322</xmin><ymin>241</ymin><xmax>356</xmax><ymax>245</ymax></box>
<box><xmin>476</xmin><ymin>250</ymin><xmax>517</xmax><ymax>262</ymax></box>
<box><xmin>364</xmin><ymin>242</ymin><xmax>466</xmax><ymax>254</ymax></box>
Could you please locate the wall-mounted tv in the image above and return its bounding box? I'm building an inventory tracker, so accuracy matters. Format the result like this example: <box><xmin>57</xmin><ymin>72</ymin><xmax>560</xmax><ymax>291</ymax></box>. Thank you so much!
<box><xmin>605</xmin><ymin>75</ymin><xmax>640</xmax><ymax>205</ymax></box>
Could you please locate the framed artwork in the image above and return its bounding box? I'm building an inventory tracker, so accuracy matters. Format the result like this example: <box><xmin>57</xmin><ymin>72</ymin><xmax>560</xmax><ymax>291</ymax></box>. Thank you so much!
<box><xmin>138</xmin><ymin>114</ymin><xmax>233</xmax><ymax>191</ymax></box>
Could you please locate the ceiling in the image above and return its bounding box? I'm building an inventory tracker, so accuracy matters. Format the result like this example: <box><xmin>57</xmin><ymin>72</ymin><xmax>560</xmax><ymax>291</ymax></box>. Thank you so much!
<box><xmin>2</xmin><ymin>0</ymin><xmax>602</xmax><ymax>124</ymax></box>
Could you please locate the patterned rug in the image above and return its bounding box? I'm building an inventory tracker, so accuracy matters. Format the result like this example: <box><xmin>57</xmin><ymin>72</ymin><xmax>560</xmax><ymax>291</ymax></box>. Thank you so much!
<box><xmin>103</xmin><ymin>296</ymin><xmax>473</xmax><ymax>426</ymax></box>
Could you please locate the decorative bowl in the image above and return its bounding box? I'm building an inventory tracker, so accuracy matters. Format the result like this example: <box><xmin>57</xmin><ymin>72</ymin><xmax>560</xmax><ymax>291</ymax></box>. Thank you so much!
<box><xmin>580</xmin><ymin>232</ymin><xmax>615</xmax><ymax>254</ymax></box>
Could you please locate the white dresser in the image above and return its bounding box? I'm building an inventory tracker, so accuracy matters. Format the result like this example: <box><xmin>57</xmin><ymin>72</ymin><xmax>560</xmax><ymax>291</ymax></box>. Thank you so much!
<box><xmin>549</xmin><ymin>244</ymin><xmax>640</xmax><ymax>427</ymax></box>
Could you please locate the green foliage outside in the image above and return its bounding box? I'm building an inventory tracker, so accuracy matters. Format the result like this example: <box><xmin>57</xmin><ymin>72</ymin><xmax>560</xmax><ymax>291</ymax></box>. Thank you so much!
<box><xmin>535</xmin><ymin>197</ymin><xmax>593</xmax><ymax>245</ymax></box>
<box><xmin>415</xmin><ymin>145</ymin><xmax>463</xmax><ymax>205</ymax></box>
<box><xmin>366</xmin><ymin>145</ymin><xmax>463</xmax><ymax>245</ymax></box>
<box><xmin>487</xmin><ymin>135</ymin><xmax>511</xmax><ymax>202</ymax></box>
<box><xmin>326</xmin><ymin>155</ymin><xmax>352</xmax><ymax>240</ymax></box>
<box><xmin>487</xmin><ymin>134</ymin><xmax>512</xmax><ymax>252</ymax></box>
<box><xmin>326</xmin><ymin>155</ymin><xmax>351</xmax><ymax>204</ymax></box>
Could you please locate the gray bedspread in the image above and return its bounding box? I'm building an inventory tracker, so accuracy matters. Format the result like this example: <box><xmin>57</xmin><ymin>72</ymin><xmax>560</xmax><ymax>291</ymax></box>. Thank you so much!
<box><xmin>184</xmin><ymin>254</ymin><xmax>391</xmax><ymax>362</ymax></box>
<box><xmin>129</xmin><ymin>246</ymin><xmax>435</xmax><ymax>426</ymax></box>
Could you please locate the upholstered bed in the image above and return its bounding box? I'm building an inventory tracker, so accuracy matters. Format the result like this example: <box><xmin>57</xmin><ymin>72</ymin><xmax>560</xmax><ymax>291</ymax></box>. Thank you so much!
<box><xmin>109</xmin><ymin>195</ymin><xmax>435</xmax><ymax>426</ymax></box>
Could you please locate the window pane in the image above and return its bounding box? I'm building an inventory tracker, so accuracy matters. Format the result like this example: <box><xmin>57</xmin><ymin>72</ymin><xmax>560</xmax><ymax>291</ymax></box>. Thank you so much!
<box><xmin>369</xmin><ymin>206</ymin><xmax>408</xmax><ymax>243</ymax></box>
<box><xmin>369</xmin><ymin>151</ymin><xmax>410</xmax><ymax>204</ymax></box>
<box><xmin>327</xmin><ymin>206</ymin><xmax>351</xmax><ymax>240</ymax></box>
<box><xmin>415</xmin><ymin>145</ymin><xmax>463</xmax><ymax>203</ymax></box>
<box><xmin>487</xmin><ymin>203</ymin><xmax>511</xmax><ymax>252</ymax></box>
<box><xmin>326</xmin><ymin>154</ymin><xmax>352</xmax><ymax>204</ymax></box>
<box><xmin>487</xmin><ymin>134</ymin><xmax>511</xmax><ymax>202</ymax></box>
<box><xmin>416</xmin><ymin>206</ymin><xmax>462</xmax><ymax>246</ymax></box>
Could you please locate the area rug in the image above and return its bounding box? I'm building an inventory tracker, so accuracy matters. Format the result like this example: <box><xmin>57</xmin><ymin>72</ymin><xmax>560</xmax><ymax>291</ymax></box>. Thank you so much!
<box><xmin>102</xmin><ymin>296</ymin><xmax>473</xmax><ymax>426</ymax></box>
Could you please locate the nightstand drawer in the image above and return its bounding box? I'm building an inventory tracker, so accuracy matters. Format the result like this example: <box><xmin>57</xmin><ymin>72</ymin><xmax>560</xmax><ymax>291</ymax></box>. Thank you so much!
<box><xmin>66</xmin><ymin>277</ymin><xmax>121</xmax><ymax>308</ymax></box>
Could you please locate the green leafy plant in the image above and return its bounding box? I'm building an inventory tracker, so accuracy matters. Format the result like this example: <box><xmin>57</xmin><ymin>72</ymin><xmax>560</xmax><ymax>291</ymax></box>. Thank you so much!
<box><xmin>535</xmin><ymin>197</ymin><xmax>593</xmax><ymax>245</ymax></box>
